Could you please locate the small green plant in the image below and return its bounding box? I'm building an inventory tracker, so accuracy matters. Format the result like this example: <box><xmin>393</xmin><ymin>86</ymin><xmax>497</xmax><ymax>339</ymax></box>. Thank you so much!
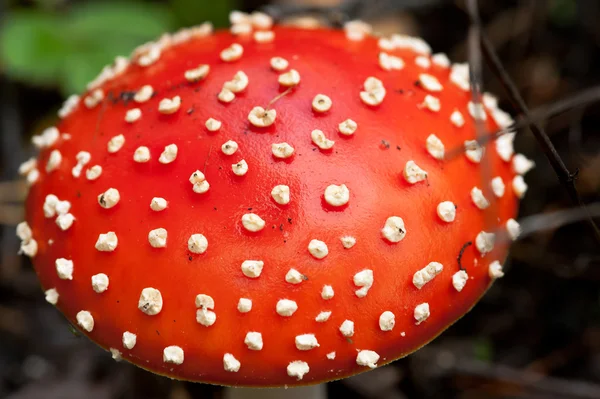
<box><xmin>0</xmin><ymin>0</ymin><xmax>233</xmax><ymax>95</ymax></box>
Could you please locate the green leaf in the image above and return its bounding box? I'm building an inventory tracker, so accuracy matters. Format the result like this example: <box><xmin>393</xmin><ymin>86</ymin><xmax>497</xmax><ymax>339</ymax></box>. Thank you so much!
<box><xmin>1</xmin><ymin>2</ymin><xmax>176</xmax><ymax>94</ymax></box>
<box><xmin>67</xmin><ymin>1</ymin><xmax>175</xmax><ymax>43</ymax></box>
<box><xmin>170</xmin><ymin>0</ymin><xmax>236</xmax><ymax>28</ymax></box>
<box><xmin>473</xmin><ymin>338</ymin><xmax>494</xmax><ymax>362</ymax></box>
<box><xmin>0</xmin><ymin>12</ymin><xmax>70</xmax><ymax>85</ymax></box>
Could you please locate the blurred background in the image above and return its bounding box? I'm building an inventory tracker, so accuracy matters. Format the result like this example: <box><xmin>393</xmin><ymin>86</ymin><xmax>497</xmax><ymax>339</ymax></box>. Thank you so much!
<box><xmin>1</xmin><ymin>0</ymin><xmax>600</xmax><ymax>398</ymax></box>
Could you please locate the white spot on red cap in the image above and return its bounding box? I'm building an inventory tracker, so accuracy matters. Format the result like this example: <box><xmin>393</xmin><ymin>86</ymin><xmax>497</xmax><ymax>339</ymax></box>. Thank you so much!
<box><xmin>98</xmin><ymin>188</ymin><xmax>120</xmax><ymax>209</ymax></box>
<box><xmin>134</xmin><ymin>85</ymin><xmax>153</xmax><ymax>103</ymax></box>
<box><xmin>16</xmin><ymin>222</ymin><xmax>32</xmax><ymax>242</ymax></box>
<box><xmin>138</xmin><ymin>288</ymin><xmax>163</xmax><ymax>315</ymax></box>
<box><xmin>163</xmin><ymin>346</ymin><xmax>184</xmax><ymax>364</ymax></box>
<box><xmin>237</xmin><ymin>298</ymin><xmax>252</xmax><ymax>313</ymax></box>
<box><xmin>419</xmin><ymin>74</ymin><xmax>442</xmax><ymax>91</ymax></box>
<box><xmin>324</xmin><ymin>184</ymin><xmax>349</xmax><ymax>206</ymax></box>
<box><xmin>279</xmin><ymin>69</ymin><xmax>300</xmax><ymax>87</ymax></box>
<box><xmin>206</xmin><ymin>118</ymin><xmax>222</xmax><ymax>132</ymax></box>
<box><xmin>218</xmin><ymin>88</ymin><xmax>235</xmax><ymax>103</ymax></box>
<box><xmin>403</xmin><ymin>160</ymin><xmax>427</xmax><ymax>184</ymax></box>
<box><xmin>432</xmin><ymin>53</ymin><xmax>450</xmax><ymax>68</ymax></box>
<box><xmin>496</xmin><ymin>132</ymin><xmax>516</xmax><ymax>162</ymax></box>
<box><xmin>122</xmin><ymin>332</ymin><xmax>137</xmax><ymax>349</ymax></box>
<box><xmin>379</xmin><ymin>52</ymin><xmax>404</xmax><ymax>71</ymax></box>
<box><xmin>315</xmin><ymin>311</ymin><xmax>332</xmax><ymax>323</ymax></box>
<box><xmin>148</xmin><ymin>228</ymin><xmax>167</xmax><ymax>248</ymax></box>
<box><xmin>248</xmin><ymin>106</ymin><xmax>276</xmax><ymax>127</ymax></box>
<box><xmin>295</xmin><ymin>334</ymin><xmax>319</xmax><ymax>350</ymax></box>
<box><xmin>413</xmin><ymin>262</ymin><xmax>443</xmax><ymax>289</ymax></box>
<box><xmin>464</xmin><ymin>140</ymin><xmax>484</xmax><ymax>163</ymax></box>
<box><xmin>421</xmin><ymin>95</ymin><xmax>441</xmax><ymax>112</ymax></box>
<box><xmin>468</xmin><ymin>102</ymin><xmax>487</xmax><ymax>121</ymax></box>
<box><xmin>506</xmin><ymin>218</ymin><xmax>521</xmax><ymax>241</ymax></box>
<box><xmin>476</xmin><ymin>231</ymin><xmax>495</xmax><ymax>255</ymax></box>
<box><xmin>220</xmin><ymin>43</ymin><xmax>243</xmax><ymax>62</ymax></box>
<box><xmin>512</xmin><ymin>154</ymin><xmax>535</xmax><ymax>175</ymax></box>
<box><xmin>321</xmin><ymin>285</ymin><xmax>334</xmax><ymax>300</ymax></box>
<box><xmin>381</xmin><ymin>216</ymin><xmax>406</xmax><ymax>243</ymax></box>
<box><xmin>158</xmin><ymin>96</ymin><xmax>181</xmax><ymax>114</ymax></box>
<box><xmin>471</xmin><ymin>187</ymin><xmax>490</xmax><ymax>209</ymax></box>
<box><xmin>285</xmin><ymin>269</ymin><xmax>305</xmax><ymax>284</ymax></box>
<box><xmin>242</xmin><ymin>213</ymin><xmax>265</xmax><ymax>232</ymax></box>
<box><xmin>223</xmin><ymin>354</ymin><xmax>241</xmax><ymax>372</ymax></box>
<box><xmin>311</xmin><ymin>129</ymin><xmax>335</xmax><ymax>150</ymax></box>
<box><xmin>426</xmin><ymin>134</ymin><xmax>445</xmax><ymax>160</ymax></box>
<box><xmin>45</xmin><ymin>288</ymin><xmax>58</xmax><ymax>305</ymax></box>
<box><xmin>354</xmin><ymin>269</ymin><xmax>373</xmax><ymax>298</ymax></box>
<box><xmin>270</xmin><ymin>56</ymin><xmax>288</xmax><ymax>71</ymax></box>
<box><xmin>76</xmin><ymin>311</ymin><xmax>94</xmax><ymax>332</ymax></box>
<box><xmin>276</xmin><ymin>299</ymin><xmax>298</xmax><ymax>317</ymax></box>
<box><xmin>452</xmin><ymin>270</ymin><xmax>468</xmax><ymax>292</ymax></box>
<box><xmin>224</xmin><ymin>71</ymin><xmax>249</xmax><ymax>93</ymax></box>
<box><xmin>491</xmin><ymin>177</ymin><xmax>505</xmax><ymax>198</ymax></box>
<box><xmin>84</xmin><ymin>89</ymin><xmax>104</xmax><ymax>109</ymax></box>
<box><xmin>95</xmin><ymin>232</ymin><xmax>118</xmax><ymax>252</ymax></box>
<box><xmin>56</xmin><ymin>213</ymin><xmax>75</xmax><ymax>231</ymax></box>
<box><xmin>271</xmin><ymin>185</ymin><xmax>290</xmax><ymax>205</ymax></box>
<box><xmin>91</xmin><ymin>273</ymin><xmax>109</xmax><ymax>293</ymax></box>
<box><xmin>338</xmin><ymin>119</ymin><xmax>357</xmax><ymax>136</ymax></box>
<box><xmin>356</xmin><ymin>350</ymin><xmax>380</xmax><ymax>369</ymax></box>
<box><xmin>158</xmin><ymin>144</ymin><xmax>178</xmax><ymax>164</ymax></box>
<box><xmin>150</xmin><ymin>197</ymin><xmax>167</xmax><ymax>211</ymax></box>
<box><xmin>189</xmin><ymin>170</ymin><xmax>210</xmax><ymax>194</ymax></box>
<box><xmin>241</xmin><ymin>260</ymin><xmax>263</xmax><ymax>278</ymax></box>
<box><xmin>133</xmin><ymin>146</ymin><xmax>151</xmax><ymax>163</ymax></box>
<box><xmin>339</xmin><ymin>320</ymin><xmax>354</xmax><ymax>337</ymax></box>
<box><xmin>450</xmin><ymin>110</ymin><xmax>465</xmax><ymax>127</ymax></box>
<box><xmin>86</xmin><ymin>165</ymin><xmax>102</xmax><ymax>180</ymax></box>
<box><xmin>287</xmin><ymin>361</ymin><xmax>309</xmax><ymax>380</ymax></box>
<box><xmin>379</xmin><ymin>311</ymin><xmax>395</xmax><ymax>331</ymax></box>
<box><xmin>437</xmin><ymin>201</ymin><xmax>456</xmax><ymax>223</ymax></box>
<box><xmin>512</xmin><ymin>175</ymin><xmax>529</xmax><ymax>198</ymax></box>
<box><xmin>271</xmin><ymin>142</ymin><xmax>294</xmax><ymax>158</ymax></box>
<box><xmin>450</xmin><ymin>63</ymin><xmax>470</xmax><ymax>91</ymax></box>
<box><xmin>360</xmin><ymin>77</ymin><xmax>386</xmax><ymax>106</ymax></box>
<box><xmin>125</xmin><ymin>108</ymin><xmax>142</xmax><ymax>123</ymax></box>
<box><xmin>55</xmin><ymin>258</ymin><xmax>73</xmax><ymax>280</ymax></box>
<box><xmin>184</xmin><ymin>64</ymin><xmax>210</xmax><ymax>82</ymax></box>
<box><xmin>108</xmin><ymin>134</ymin><xmax>125</xmax><ymax>153</ymax></box>
<box><xmin>232</xmin><ymin>160</ymin><xmax>249</xmax><ymax>176</ymax></box>
<box><xmin>340</xmin><ymin>236</ymin><xmax>356</xmax><ymax>249</ymax></box>
<box><xmin>344</xmin><ymin>20</ymin><xmax>372</xmax><ymax>41</ymax></box>
<box><xmin>221</xmin><ymin>140</ymin><xmax>238</xmax><ymax>155</ymax></box>
<box><xmin>312</xmin><ymin>94</ymin><xmax>332</xmax><ymax>113</ymax></box>
<box><xmin>415</xmin><ymin>56</ymin><xmax>431</xmax><ymax>69</ymax></box>
<box><xmin>489</xmin><ymin>260</ymin><xmax>504</xmax><ymax>278</ymax></box>
<box><xmin>254</xmin><ymin>30</ymin><xmax>274</xmax><ymax>43</ymax></box>
<box><xmin>46</xmin><ymin>150</ymin><xmax>62</xmax><ymax>173</ymax></box>
<box><xmin>244</xmin><ymin>332</ymin><xmax>263</xmax><ymax>350</ymax></box>
<box><xmin>110</xmin><ymin>348</ymin><xmax>122</xmax><ymax>362</ymax></box>
<box><xmin>308</xmin><ymin>239</ymin><xmax>328</xmax><ymax>259</ymax></box>
<box><xmin>188</xmin><ymin>234</ymin><xmax>208</xmax><ymax>254</ymax></box>
<box><xmin>414</xmin><ymin>303</ymin><xmax>430</xmax><ymax>324</ymax></box>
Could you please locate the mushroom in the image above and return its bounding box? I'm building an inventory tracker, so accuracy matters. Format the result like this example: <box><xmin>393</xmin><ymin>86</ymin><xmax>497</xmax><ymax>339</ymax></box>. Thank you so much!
<box><xmin>18</xmin><ymin>16</ymin><xmax>527</xmax><ymax>388</ymax></box>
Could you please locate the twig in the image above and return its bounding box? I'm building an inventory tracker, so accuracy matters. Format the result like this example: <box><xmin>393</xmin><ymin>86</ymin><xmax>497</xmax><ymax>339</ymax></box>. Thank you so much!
<box><xmin>478</xmin><ymin>31</ymin><xmax>600</xmax><ymax>243</ymax></box>
<box><xmin>466</xmin><ymin>0</ymin><xmax>496</xmax><ymax>231</ymax></box>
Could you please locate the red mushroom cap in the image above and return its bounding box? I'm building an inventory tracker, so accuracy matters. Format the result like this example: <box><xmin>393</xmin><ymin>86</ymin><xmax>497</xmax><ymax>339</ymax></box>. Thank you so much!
<box><xmin>18</xmin><ymin>15</ymin><xmax>532</xmax><ymax>387</ymax></box>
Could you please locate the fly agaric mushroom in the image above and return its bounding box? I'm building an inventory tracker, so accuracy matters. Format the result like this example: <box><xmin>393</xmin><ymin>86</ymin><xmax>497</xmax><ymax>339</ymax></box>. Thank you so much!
<box><xmin>18</xmin><ymin>15</ymin><xmax>531</xmax><ymax>387</ymax></box>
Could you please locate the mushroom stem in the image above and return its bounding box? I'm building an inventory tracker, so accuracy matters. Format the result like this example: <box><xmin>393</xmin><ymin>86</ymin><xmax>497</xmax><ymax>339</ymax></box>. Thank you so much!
<box><xmin>224</xmin><ymin>384</ymin><xmax>327</xmax><ymax>399</ymax></box>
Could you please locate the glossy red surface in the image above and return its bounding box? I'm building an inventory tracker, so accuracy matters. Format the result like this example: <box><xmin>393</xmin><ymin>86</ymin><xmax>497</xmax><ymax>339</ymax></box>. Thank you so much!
<box><xmin>26</xmin><ymin>25</ymin><xmax>519</xmax><ymax>386</ymax></box>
